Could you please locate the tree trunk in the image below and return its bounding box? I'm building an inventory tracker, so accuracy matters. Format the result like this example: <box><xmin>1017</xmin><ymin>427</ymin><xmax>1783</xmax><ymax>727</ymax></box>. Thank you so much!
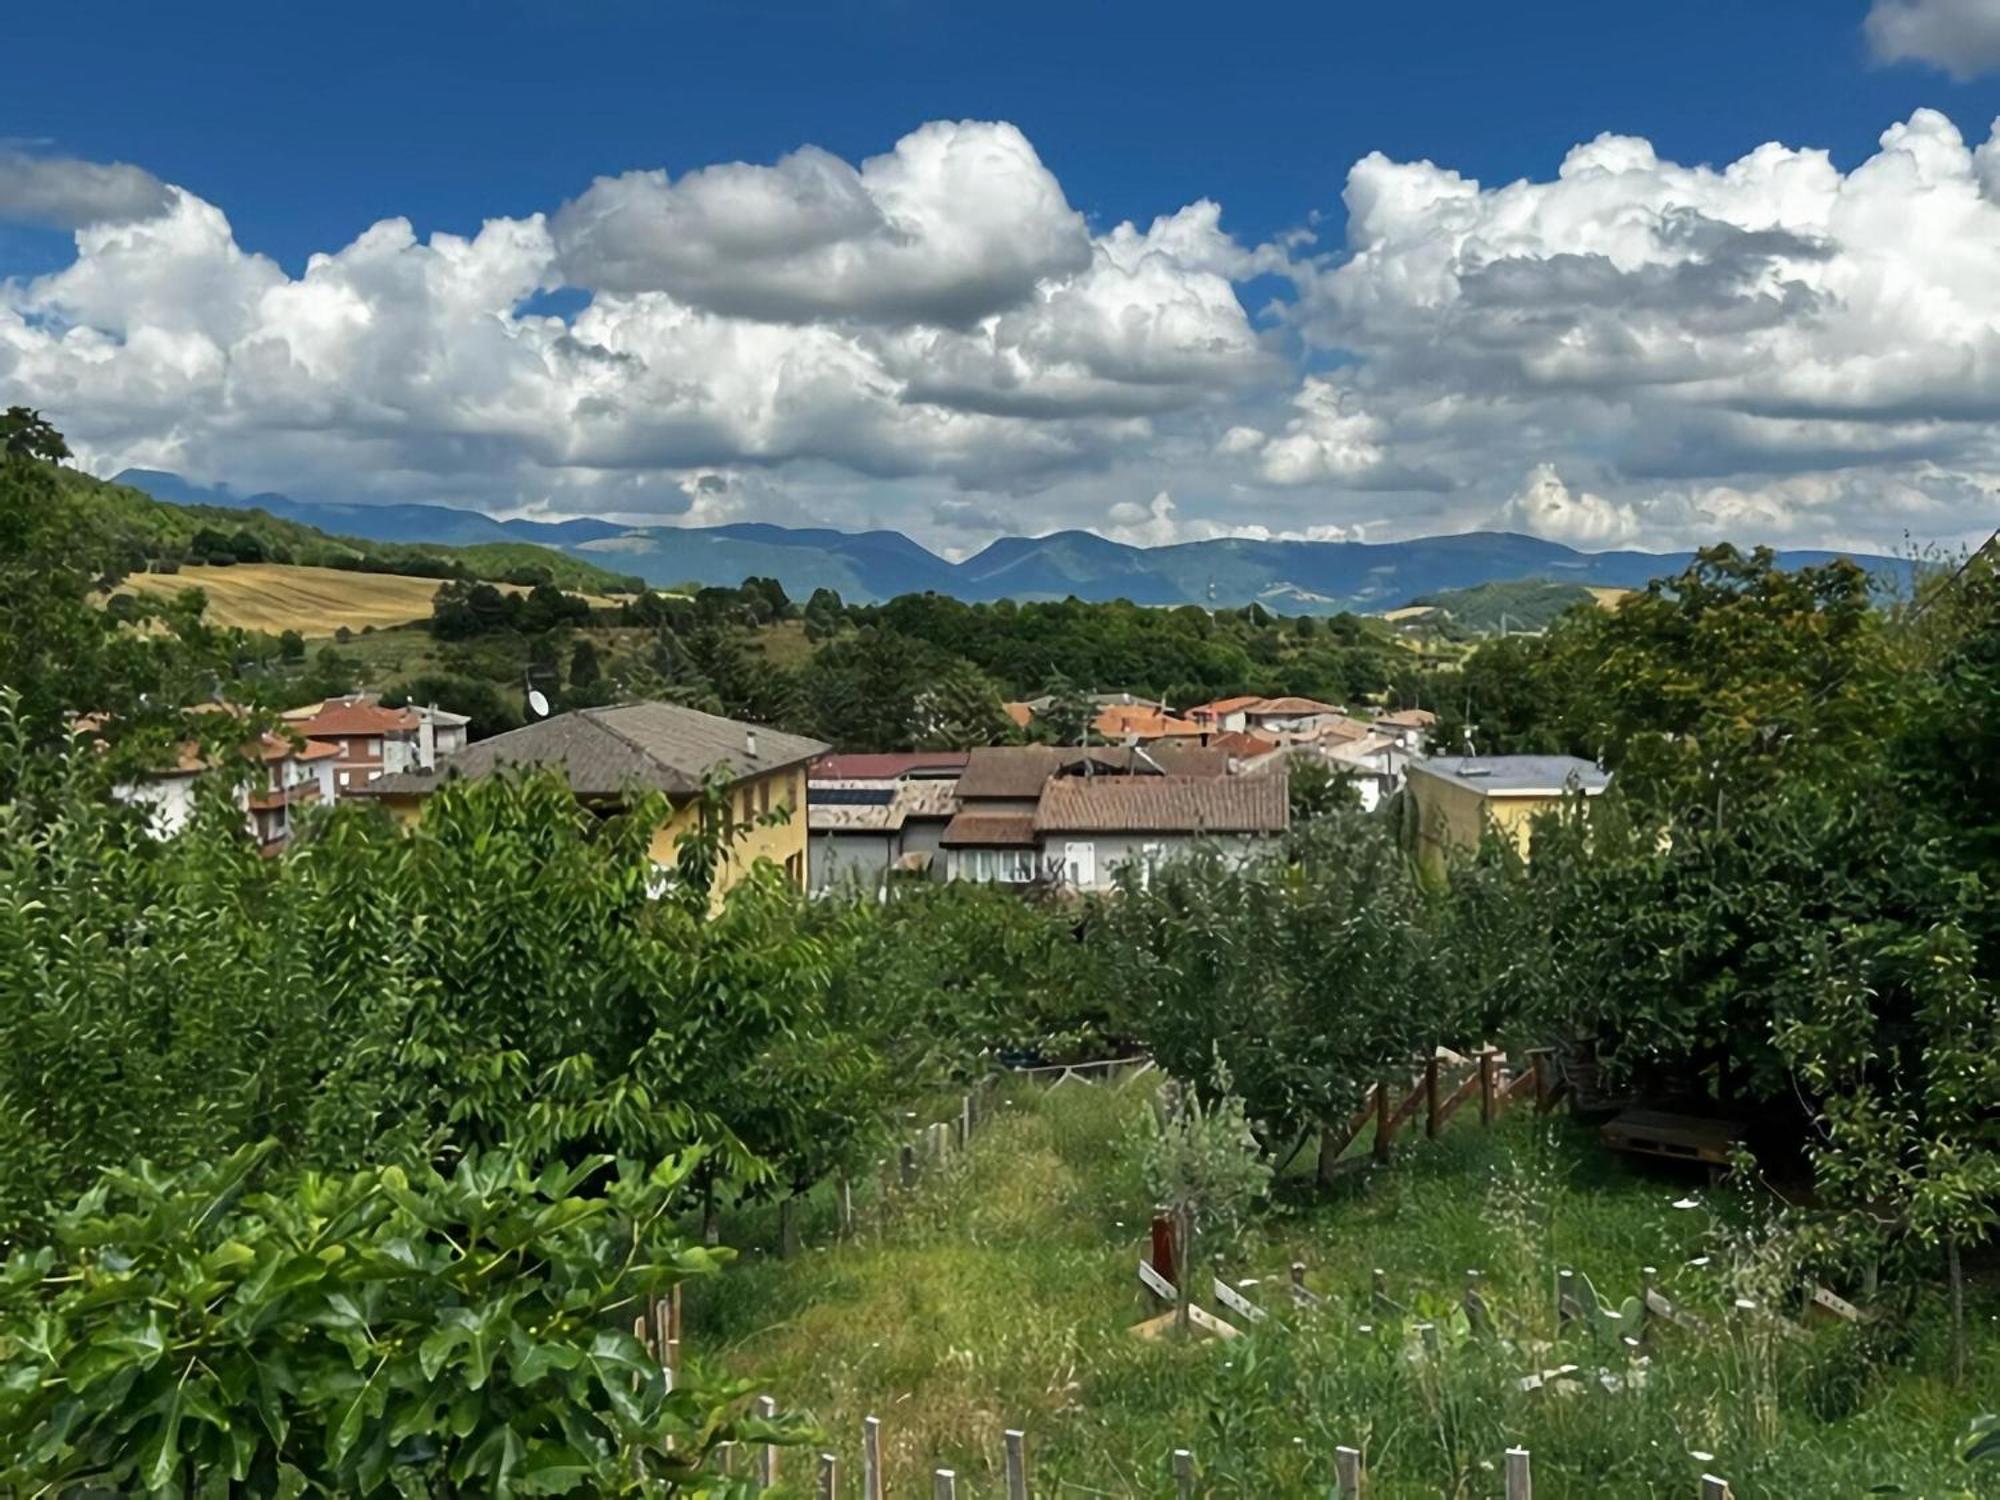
<box><xmin>1947</xmin><ymin>1234</ymin><xmax>1967</xmax><ymax>1386</ymax></box>
<box><xmin>1316</xmin><ymin>1121</ymin><xmax>1343</xmax><ymax>1184</ymax></box>
<box><xmin>780</xmin><ymin>1195</ymin><xmax>802</xmax><ymax>1260</ymax></box>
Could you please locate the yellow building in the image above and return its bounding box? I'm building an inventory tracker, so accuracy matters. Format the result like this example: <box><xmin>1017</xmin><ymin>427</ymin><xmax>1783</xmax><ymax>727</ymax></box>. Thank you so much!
<box><xmin>1404</xmin><ymin>754</ymin><xmax>1611</xmax><ymax>872</ymax></box>
<box><xmin>363</xmin><ymin>702</ymin><xmax>828</xmax><ymax>897</ymax></box>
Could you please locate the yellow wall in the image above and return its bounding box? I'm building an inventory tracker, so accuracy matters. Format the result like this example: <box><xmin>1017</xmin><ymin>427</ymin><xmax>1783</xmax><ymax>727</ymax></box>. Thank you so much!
<box><xmin>373</xmin><ymin>764</ymin><xmax>811</xmax><ymax>901</ymax></box>
<box><xmin>645</xmin><ymin>764</ymin><xmax>809</xmax><ymax>899</ymax></box>
<box><xmin>1407</xmin><ymin>767</ymin><xmax>1577</xmax><ymax>873</ymax></box>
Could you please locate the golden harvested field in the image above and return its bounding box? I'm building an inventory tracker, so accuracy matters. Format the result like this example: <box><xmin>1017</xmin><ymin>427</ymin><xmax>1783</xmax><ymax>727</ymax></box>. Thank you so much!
<box><xmin>119</xmin><ymin>565</ymin><xmax>451</xmax><ymax>636</ymax></box>
<box><xmin>117</xmin><ymin>564</ymin><xmax>618</xmax><ymax>638</ymax></box>
<box><xmin>1587</xmin><ymin>586</ymin><xmax>1635</xmax><ymax>609</ymax></box>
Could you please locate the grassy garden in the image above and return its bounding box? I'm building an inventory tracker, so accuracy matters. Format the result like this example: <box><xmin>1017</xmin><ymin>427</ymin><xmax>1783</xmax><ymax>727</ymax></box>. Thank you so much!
<box><xmin>698</xmin><ymin>1081</ymin><xmax>1999</xmax><ymax>1498</ymax></box>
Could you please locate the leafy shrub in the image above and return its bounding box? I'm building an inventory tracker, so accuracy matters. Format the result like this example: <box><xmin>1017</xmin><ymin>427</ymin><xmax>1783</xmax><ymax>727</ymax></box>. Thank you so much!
<box><xmin>0</xmin><ymin>1143</ymin><xmax>794</xmax><ymax>1495</ymax></box>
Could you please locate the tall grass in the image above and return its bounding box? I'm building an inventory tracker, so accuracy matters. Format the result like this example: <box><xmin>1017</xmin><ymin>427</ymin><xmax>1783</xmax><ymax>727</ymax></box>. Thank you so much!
<box><xmin>691</xmin><ymin>1082</ymin><xmax>1997</xmax><ymax>1497</ymax></box>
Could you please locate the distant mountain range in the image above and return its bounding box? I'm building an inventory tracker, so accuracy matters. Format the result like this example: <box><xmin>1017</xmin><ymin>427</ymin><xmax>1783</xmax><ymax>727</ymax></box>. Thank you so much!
<box><xmin>116</xmin><ymin>469</ymin><xmax>1911</xmax><ymax>614</ymax></box>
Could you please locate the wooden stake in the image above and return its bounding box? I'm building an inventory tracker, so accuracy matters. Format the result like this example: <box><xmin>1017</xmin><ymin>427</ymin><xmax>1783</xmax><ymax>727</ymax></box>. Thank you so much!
<box><xmin>863</xmin><ymin>1416</ymin><xmax>883</xmax><ymax>1500</ymax></box>
<box><xmin>818</xmin><ymin>1452</ymin><xmax>839</xmax><ymax>1499</ymax></box>
<box><xmin>1557</xmin><ymin>1269</ymin><xmax>1578</xmax><ymax>1331</ymax></box>
<box><xmin>779</xmin><ymin>1198</ymin><xmax>800</xmax><ymax>1260</ymax></box>
<box><xmin>838</xmin><ymin>1175</ymin><xmax>853</xmax><ymax>1234</ymax></box>
<box><xmin>1373</xmin><ymin>1076</ymin><xmax>1393</xmax><ymax>1162</ymax></box>
<box><xmin>933</xmin><ymin>1469</ymin><xmax>957</xmax><ymax>1500</ymax></box>
<box><xmin>1371</xmin><ymin>1267</ymin><xmax>1392</xmax><ymax>1316</ymax></box>
<box><xmin>1424</xmin><ymin>1054</ymin><xmax>1441</xmax><ymax>1139</ymax></box>
<box><xmin>1699</xmin><ymin>1478</ymin><xmax>1733</xmax><ymax>1500</ymax></box>
<box><xmin>1173</xmin><ymin>1447</ymin><xmax>1195</xmax><ymax>1499</ymax></box>
<box><xmin>1004</xmin><ymin>1428</ymin><xmax>1028</xmax><ymax>1500</ymax></box>
<box><xmin>1479</xmin><ymin>1049</ymin><xmax>1496</xmax><ymax>1127</ymax></box>
<box><xmin>960</xmin><ymin>1092</ymin><xmax>974</xmax><ymax>1147</ymax></box>
<box><xmin>1334</xmin><ymin>1444</ymin><xmax>1364</xmax><ymax>1498</ymax></box>
<box><xmin>1174</xmin><ymin>1205</ymin><xmax>1194</xmax><ymax>1337</ymax></box>
<box><xmin>1505</xmin><ymin>1446</ymin><xmax>1532</xmax><ymax>1500</ymax></box>
<box><xmin>1418</xmin><ymin>1321</ymin><xmax>1440</xmax><ymax>1357</ymax></box>
<box><xmin>1464</xmin><ymin>1269</ymin><xmax>1490</xmax><ymax>1336</ymax></box>
<box><xmin>756</xmin><ymin>1396</ymin><xmax>777</xmax><ymax>1487</ymax></box>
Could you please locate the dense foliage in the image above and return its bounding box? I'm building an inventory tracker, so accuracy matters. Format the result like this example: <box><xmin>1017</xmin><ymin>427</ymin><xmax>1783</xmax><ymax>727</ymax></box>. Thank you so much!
<box><xmin>0</xmin><ymin>1145</ymin><xmax>780</xmax><ymax>1495</ymax></box>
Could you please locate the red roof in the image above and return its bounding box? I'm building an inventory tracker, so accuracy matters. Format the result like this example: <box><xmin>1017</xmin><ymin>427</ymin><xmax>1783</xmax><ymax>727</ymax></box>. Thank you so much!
<box><xmin>810</xmin><ymin>751</ymin><xmax>969</xmax><ymax>780</ymax></box>
<box><xmin>1189</xmin><ymin>695</ymin><xmax>1264</xmax><ymax>718</ymax></box>
<box><xmin>1248</xmin><ymin>696</ymin><xmax>1344</xmax><ymax>716</ymax></box>
<box><xmin>293</xmin><ymin>697</ymin><xmax>421</xmax><ymax>738</ymax></box>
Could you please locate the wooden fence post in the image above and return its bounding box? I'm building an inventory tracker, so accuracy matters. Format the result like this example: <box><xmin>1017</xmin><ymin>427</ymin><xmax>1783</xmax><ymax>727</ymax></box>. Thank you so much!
<box><xmin>779</xmin><ymin>1198</ymin><xmax>800</xmax><ymax>1261</ymax></box>
<box><xmin>1417</xmin><ymin>1321</ymin><xmax>1440</xmax><ymax>1358</ymax></box>
<box><xmin>838</xmin><ymin>1175</ymin><xmax>853</xmax><ymax>1235</ymax></box>
<box><xmin>1505</xmin><ymin>1446</ymin><xmax>1532</xmax><ymax>1500</ymax></box>
<box><xmin>863</xmin><ymin>1415</ymin><xmax>883</xmax><ymax>1500</ymax></box>
<box><xmin>1004</xmin><ymin>1428</ymin><xmax>1028</xmax><ymax>1500</ymax></box>
<box><xmin>1371</xmin><ymin>1267</ymin><xmax>1392</xmax><ymax>1316</ymax></box>
<box><xmin>900</xmin><ymin>1144</ymin><xmax>917</xmax><ymax>1189</ymax></box>
<box><xmin>1334</xmin><ymin>1444</ymin><xmax>1364</xmax><ymax>1498</ymax></box>
<box><xmin>933</xmin><ymin>1469</ymin><xmax>957</xmax><ymax>1500</ymax></box>
<box><xmin>755</xmin><ymin>1396</ymin><xmax>777</xmax><ymax>1488</ymax></box>
<box><xmin>1557</xmin><ymin>1269</ymin><xmax>1579</xmax><ymax>1331</ymax></box>
<box><xmin>1699</xmin><ymin>1477</ymin><xmax>1733</xmax><ymax>1500</ymax></box>
<box><xmin>960</xmin><ymin>1092</ymin><xmax>974</xmax><ymax>1148</ymax></box>
<box><xmin>1373</xmin><ymin>1076</ymin><xmax>1394</xmax><ymax>1162</ymax></box>
<box><xmin>1149</xmin><ymin>1211</ymin><xmax>1178</xmax><ymax>1312</ymax></box>
<box><xmin>818</xmin><ymin>1452</ymin><xmax>839</xmax><ymax>1499</ymax></box>
<box><xmin>1639</xmin><ymin>1266</ymin><xmax>1657</xmax><ymax>1343</ymax></box>
<box><xmin>1173</xmin><ymin>1447</ymin><xmax>1195</xmax><ymax>1499</ymax></box>
<box><xmin>1174</xmin><ymin>1205</ymin><xmax>1194</xmax><ymax>1337</ymax></box>
<box><xmin>1424</xmin><ymin>1055</ymin><xmax>1441</xmax><ymax>1140</ymax></box>
<box><xmin>1529</xmin><ymin>1048</ymin><xmax>1550</xmax><ymax>1112</ymax></box>
<box><xmin>1479</xmin><ymin>1049</ymin><xmax>1497</xmax><ymax>1127</ymax></box>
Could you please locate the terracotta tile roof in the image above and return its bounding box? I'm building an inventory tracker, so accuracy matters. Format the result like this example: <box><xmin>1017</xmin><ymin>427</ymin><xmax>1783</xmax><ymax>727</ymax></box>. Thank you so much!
<box><xmin>1036</xmin><ymin>772</ymin><xmax>1289</xmax><ymax>834</ymax></box>
<box><xmin>370</xmin><ymin>702</ymin><xmax>827</xmax><ymax>799</ymax></box>
<box><xmin>810</xmin><ymin>751</ymin><xmax>968</xmax><ymax>780</ymax></box>
<box><xmin>292</xmin><ymin>696</ymin><xmax>422</xmax><ymax>738</ymax></box>
<box><xmin>1002</xmin><ymin>702</ymin><xmax>1035</xmax><ymax>729</ymax></box>
<box><xmin>1375</xmin><ymin>708</ymin><xmax>1439</xmax><ymax>729</ymax></box>
<box><xmin>1190</xmin><ymin>695</ymin><xmax>1264</xmax><ymax>718</ymax></box>
<box><xmin>939</xmin><ymin>811</ymin><xmax>1040</xmax><ymax>847</ymax></box>
<box><xmin>1092</xmin><ymin>705</ymin><xmax>1203</xmax><ymax>740</ymax></box>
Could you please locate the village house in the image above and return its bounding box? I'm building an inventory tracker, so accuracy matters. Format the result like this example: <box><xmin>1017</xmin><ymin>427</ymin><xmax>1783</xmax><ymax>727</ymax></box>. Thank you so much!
<box><xmin>1372</xmin><ymin>707</ymin><xmax>1439</xmax><ymax>756</ymax></box>
<box><xmin>283</xmin><ymin>694</ymin><xmax>469</xmax><ymax>793</ymax></box>
<box><xmin>937</xmin><ymin>742</ymin><xmax>1257</xmax><ymax>888</ymax></box>
<box><xmin>806</xmin><ymin>751</ymin><xmax>968</xmax><ymax>894</ymax></box>
<box><xmin>112</xmin><ymin>729</ymin><xmax>339</xmax><ymax>854</ymax></box>
<box><xmin>363</xmin><ymin>702</ymin><xmax>827</xmax><ymax>895</ymax></box>
<box><xmin>1242</xmin><ymin>730</ymin><xmax>1413</xmax><ymax>812</ymax></box>
<box><xmin>1404</xmin><ymin>754</ymin><xmax>1611</xmax><ymax>870</ymax></box>
<box><xmin>1033</xmin><ymin>773</ymin><xmax>1289</xmax><ymax>890</ymax></box>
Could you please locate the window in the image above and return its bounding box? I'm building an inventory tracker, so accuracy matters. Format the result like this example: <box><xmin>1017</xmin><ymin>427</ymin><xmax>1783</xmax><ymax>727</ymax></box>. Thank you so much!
<box><xmin>739</xmin><ymin>785</ymin><xmax>753</xmax><ymax>824</ymax></box>
<box><xmin>757</xmin><ymin>777</ymin><xmax>771</xmax><ymax>816</ymax></box>
<box><xmin>337</xmin><ymin>739</ymin><xmax>349</xmax><ymax>755</ymax></box>
<box><xmin>974</xmin><ymin>849</ymin><xmax>994</xmax><ymax>883</ymax></box>
<box><xmin>784</xmin><ymin>851</ymin><xmax>803</xmax><ymax>887</ymax></box>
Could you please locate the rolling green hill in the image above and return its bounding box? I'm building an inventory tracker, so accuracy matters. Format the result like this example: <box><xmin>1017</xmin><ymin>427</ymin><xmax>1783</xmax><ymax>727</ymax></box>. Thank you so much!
<box><xmin>65</xmin><ymin>469</ymin><xmax>642</xmax><ymax>596</ymax></box>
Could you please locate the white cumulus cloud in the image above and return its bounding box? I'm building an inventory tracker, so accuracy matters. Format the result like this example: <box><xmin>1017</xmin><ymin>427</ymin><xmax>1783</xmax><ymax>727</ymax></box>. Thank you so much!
<box><xmin>1866</xmin><ymin>0</ymin><xmax>2000</xmax><ymax>78</ymax></box>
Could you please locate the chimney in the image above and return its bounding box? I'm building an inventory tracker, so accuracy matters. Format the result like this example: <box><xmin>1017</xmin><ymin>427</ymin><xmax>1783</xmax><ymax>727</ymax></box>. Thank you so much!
<box><xmin>418</xmin><ymin>708</ymin><xmax>436</xmax><ymax>769</ymax></box>
<box><xmin>745</xmin><ymin>728</ymin><xmax>758</xmax><ymax>760</ymax></box>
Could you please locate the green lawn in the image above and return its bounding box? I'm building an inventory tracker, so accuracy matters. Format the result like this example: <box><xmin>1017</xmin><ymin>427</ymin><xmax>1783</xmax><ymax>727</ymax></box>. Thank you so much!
<box><xmin>690</xmin><ymin>1082</ymin><xmax>1997</xmax><ymax>1498</ymax></box>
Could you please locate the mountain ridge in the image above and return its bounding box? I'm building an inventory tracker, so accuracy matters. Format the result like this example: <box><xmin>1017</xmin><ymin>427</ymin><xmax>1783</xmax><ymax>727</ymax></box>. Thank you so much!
<box><xmin>115</xmin><ymin>469</ymin><xmax>1913</xmax><ymax>614</ymax></box>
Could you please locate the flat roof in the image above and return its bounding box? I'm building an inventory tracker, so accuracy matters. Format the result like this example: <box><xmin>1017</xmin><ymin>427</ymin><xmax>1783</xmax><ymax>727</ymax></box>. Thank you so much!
<box><xmin>1409</xmin><ymin>755</ymin><xmax>1611</xmax><ymax>796</ymax></box>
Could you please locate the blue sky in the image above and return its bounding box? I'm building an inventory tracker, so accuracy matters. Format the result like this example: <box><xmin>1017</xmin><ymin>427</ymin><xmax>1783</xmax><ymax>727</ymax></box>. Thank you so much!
<box><xmin>4</xmin><ymin>0</ymin><xmax>2000</xmax><ymax>553</ymax></box>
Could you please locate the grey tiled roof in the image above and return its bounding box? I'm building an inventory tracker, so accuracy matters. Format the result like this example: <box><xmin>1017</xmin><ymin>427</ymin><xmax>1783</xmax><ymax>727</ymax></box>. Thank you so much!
<box><xmin>369</xmin><ymin>702</ymin><xmax>828</xmax><ymax>799</ymax></box>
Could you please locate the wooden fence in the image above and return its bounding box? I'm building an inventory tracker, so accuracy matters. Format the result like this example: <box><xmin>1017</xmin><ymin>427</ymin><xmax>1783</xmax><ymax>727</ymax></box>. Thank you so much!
<box><xmin>1319</xmin><ymin>1045</ymin><xmax>1565</xmax><ymax>1171</ymax></box>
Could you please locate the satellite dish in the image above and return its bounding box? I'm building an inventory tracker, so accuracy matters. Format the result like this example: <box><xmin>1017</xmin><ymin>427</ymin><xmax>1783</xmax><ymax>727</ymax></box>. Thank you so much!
<box><xmin>527</xmin><ymin>688</ymin><xmax>551</xmax><ymax>719</ymax></box>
